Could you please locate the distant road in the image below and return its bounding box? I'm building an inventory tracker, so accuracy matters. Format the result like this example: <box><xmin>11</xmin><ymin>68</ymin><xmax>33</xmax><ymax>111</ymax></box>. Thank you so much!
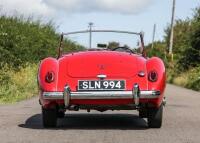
<box><xmin>0</xmin><ymin>84</ymin><xmax>200</xmax><ymax>143</ymax></box>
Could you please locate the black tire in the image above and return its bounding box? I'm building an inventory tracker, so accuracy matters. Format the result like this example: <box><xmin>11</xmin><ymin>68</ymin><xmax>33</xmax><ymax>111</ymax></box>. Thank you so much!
<box><xmin>139</xmin><ymin>109</ymin><xmax>147</xmax><ymax>118</ymax></box>
<box><xmin>42</xmin><ymin>107</ymin><xmax>57</xmax><ymax>128</ymax></box>
<box><xmin>57</xmin><ymin>111</ymin><xmax>65</xmax><ymax>118</ymax></box>
<box><xmin>147</xmin><ymin>104</ymin><xmax>163</xmax><ymax>128</ymax></box>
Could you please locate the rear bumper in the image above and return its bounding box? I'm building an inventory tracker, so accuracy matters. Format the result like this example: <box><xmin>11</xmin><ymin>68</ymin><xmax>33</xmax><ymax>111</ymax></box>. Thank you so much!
<box><xmin>42</xmin><ymin>84</ymin><xmax>161</xmax><ymax>107</ymax></box>
<box><xmin>43</xmin><ymin>91</ymin><xmax>160</xmax><ymax>99</ymax></box>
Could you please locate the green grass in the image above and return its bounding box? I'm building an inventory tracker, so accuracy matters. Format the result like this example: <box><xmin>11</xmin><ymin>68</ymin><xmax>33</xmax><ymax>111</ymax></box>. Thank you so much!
<box><xmin>0</xmin><ymin>64</ymin><xmax>38</xmax><ymax>104</ymax></box>
<box><xmin>168</xmin><ymin>66</ymin><xmax>200</xmax><ymax>91</ymax></box>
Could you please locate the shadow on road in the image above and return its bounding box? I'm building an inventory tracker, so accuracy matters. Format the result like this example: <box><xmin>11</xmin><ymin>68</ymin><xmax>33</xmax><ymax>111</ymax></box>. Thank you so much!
<box><xmin>18</xmin><ymin>113</ymin><xmax>148</xmax><ymax>130</ymax></box>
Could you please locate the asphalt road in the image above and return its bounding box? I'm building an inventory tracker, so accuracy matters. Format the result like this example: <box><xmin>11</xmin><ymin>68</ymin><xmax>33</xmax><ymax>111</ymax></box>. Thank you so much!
<box><xmin>0</xmin><ymin>84</ymin><xmax>200</xmax><ymax>143</ymax></box>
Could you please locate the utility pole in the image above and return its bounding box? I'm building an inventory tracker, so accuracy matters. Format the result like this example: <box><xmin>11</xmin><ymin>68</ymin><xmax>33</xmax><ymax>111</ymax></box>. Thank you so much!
<box><xmin>151</xmin><ymin>24</ymin><xmax>156</xmax><ymax>49</ymax></box>
<box><xmin>88</xmin><ymin>22</ymin><xmax>93</xmax><ymax>49</ymax></box>
<box><xmin>169</xmin><ymin>0</ymin><xmax>176</xmax><ymax>61</ymax></box>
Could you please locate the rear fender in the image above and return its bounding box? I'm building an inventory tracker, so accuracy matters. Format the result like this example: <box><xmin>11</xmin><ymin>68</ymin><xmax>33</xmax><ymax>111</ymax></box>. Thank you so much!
<box><xmin>38</xmin><ymin>57</ymin><xmax>59</xmax><ymax>91</ymax></box>
<box><xmin>146</xmin><ymin>57</ymin><xmax>166</xmax><ymax>107</ymax></box>
<box><xmin>146</xmin><ymin>57</ymin><xmax>166</xmax><ymax>91</ymax></box>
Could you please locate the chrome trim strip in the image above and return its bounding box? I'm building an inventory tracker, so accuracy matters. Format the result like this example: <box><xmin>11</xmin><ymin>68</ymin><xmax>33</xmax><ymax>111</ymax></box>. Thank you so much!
<box><xmin>97</xmin><ymin>74</ymin><xmax>107</xmax><ymax>79</ymax></box>
<box><xmin>43</xmin><ymin>90</ymin><xmax>160</xmax><ymax>100</ymax></box>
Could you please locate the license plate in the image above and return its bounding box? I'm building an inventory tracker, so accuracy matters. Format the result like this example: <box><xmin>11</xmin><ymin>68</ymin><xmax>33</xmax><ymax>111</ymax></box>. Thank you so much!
<box><xmin>78</xmin><ymin>80</ymin><xmax>125</xmax><ymax>91</ymax></box>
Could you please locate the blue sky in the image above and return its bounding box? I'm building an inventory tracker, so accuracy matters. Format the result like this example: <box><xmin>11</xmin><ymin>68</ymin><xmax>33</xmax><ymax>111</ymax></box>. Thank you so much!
<box><xmin>57</xmin><ymin>0</ymin><xmax>199</xmax><ymax>46</ymax></box>
<box><xmin>1</xmin><ymin>0</ymin><xmax>199</xmax><ymax>47</ymax></box>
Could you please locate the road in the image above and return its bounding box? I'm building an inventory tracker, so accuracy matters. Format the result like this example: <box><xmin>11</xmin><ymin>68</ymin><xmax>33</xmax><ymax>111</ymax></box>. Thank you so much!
<box><xmin>0</xmin><ymin>84</ymin><xmax>200</xmax><ymax>143</ymax></box>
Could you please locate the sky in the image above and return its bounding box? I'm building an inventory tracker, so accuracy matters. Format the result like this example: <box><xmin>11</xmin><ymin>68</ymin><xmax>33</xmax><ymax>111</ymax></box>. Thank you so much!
<box><xmin>0</xmin><ymin>0</ymin><xmax>199</xmax><ymax>47</ymax></box>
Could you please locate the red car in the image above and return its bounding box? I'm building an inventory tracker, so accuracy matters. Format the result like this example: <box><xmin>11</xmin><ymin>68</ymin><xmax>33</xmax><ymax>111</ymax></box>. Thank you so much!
<box><xmin>38</xmin><ymin>30</ymin><xmax>166</xmax><ymax>128</ymax></box>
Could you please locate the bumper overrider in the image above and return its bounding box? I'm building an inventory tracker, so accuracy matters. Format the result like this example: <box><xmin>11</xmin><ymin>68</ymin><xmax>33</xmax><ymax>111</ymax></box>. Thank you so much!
<box><xmin>42</xmin><ymin>84</ymin><xmax>161</xmax><ymax>107</ymax></box>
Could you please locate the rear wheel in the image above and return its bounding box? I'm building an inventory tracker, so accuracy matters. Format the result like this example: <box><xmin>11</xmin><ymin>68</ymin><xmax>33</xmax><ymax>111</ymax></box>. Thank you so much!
<box><xmin>139</xmin><ymin>108</ymin><xmax>147</xmax><ymax>118</ymax></box>
<box><xmin>147</xmin><ymin>104</ymin><xmax>163</xmax><ymax>128</ymax></box>
<box><xmin>57</xmin><ymin>110</ymin><xmax>65</xmax><ymax>118</ymax></box>
<box><xmin>42</xmin><ymin>107</ymin><xmax>57</xmax><ymax>128</ymax></box>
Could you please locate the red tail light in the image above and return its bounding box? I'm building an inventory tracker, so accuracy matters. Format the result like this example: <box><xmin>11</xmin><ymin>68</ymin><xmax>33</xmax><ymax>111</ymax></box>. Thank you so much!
<box><xmin>45</xmin><ymin>71</ymin><xmax>55</xmax><ymax>83</ymax></box>
<box><xmin>148</xmin><ymin>70</ymin><xmax>158</xmax><ymax>82</ymax></box>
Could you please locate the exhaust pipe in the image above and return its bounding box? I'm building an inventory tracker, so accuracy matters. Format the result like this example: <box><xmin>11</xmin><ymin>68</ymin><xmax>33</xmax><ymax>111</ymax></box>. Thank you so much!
<box><xmin>68</xmin><ymin>105</ymin><xmax>79</xmax><ymax>111</ymax></box>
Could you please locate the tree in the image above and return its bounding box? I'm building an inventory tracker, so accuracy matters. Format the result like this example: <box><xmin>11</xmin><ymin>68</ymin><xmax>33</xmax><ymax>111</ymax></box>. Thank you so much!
<box><xmin>0</xmin><ymin>15</ymin><xmax>84</xmax><ymax>69</ymax></box>
<box><xmin>178</xmin><ymin>7</ymin><xmax>200</xmax><ymax>70</ymax></box>
<box><xmin>164</xmin><ymin>19</ymin><xmax>191</xmax><ymax>61</ymax></box>
<box><xmin>145</xmin><ymin>41</ymin><xmax>167</xmax><ymax>63</ymax></box>
<box><xmin>107</xmin><ymin>41</ymin><xmax>119</xmax><ymax>49</ymax></box>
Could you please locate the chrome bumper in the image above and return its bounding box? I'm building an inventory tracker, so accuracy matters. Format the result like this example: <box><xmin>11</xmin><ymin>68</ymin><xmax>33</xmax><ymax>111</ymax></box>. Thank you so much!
<box><xmin>43</xmin><ymin>84</ymin><xmax>160</xmax><ymax>107</ymax></box>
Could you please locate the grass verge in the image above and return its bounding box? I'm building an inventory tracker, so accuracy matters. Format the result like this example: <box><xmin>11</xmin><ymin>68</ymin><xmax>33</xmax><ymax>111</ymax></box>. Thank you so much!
<box><xmin>0</xmin><ymin>64</ymin><xmax>38</xmax><ymax>104</ymax></box>
<box><xmin>168</xmin><ymin>66</ymin><xmax>200</xmax><ymax>91</ymax></box>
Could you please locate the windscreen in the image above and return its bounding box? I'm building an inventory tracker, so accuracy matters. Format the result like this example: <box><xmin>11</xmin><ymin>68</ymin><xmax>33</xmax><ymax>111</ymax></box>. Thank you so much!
<box><xmin>61</xmin><ymin>31</ymin><xmax>142</xmax><ymax>53</ymax></box>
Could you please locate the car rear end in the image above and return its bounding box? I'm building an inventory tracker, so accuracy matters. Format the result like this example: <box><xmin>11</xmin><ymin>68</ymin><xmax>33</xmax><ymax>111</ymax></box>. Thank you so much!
<box><xmin>39</xmin><ymin>51</ymin><xmax>166</xmax><ymax>128</ymax></box>
<box><xmin>40</xmin><ymin>52</ymin><xmax>162</xmax><ymax>106</ymax></box>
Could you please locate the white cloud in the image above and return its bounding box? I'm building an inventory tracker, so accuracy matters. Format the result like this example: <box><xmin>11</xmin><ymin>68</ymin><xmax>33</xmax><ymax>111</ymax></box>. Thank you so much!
<box><xmin>0</xmin><ymin>0</ymin><xmax>54</xmax><ymax>17</ymax></box>
<box><xmin>45</xmin><ymin>0</ymin><xmax>153</xmax><ymax>14</ymax></box>
<box><xmin>0</xmin><ymin>0</ymin><xmax>153</xmax><ymax>18</ymax></box>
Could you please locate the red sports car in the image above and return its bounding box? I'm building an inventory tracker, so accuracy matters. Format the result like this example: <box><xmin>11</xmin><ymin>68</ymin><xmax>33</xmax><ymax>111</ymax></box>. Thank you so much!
<box><xmin>38</xmin><ymin>30</ymin><xmax>166</xmax><ymax>128</ymax></box>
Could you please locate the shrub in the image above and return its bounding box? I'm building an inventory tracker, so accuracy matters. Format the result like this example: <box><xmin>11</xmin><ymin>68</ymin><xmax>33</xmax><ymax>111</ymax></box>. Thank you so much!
<box><xmin>171</xmin><ymin>67</ymin><xmax>200</xmax><ymax>91</ymax></box>
<box><xmin>0</xmin><ymin>63</ymin><xmax>38</xmax><ymax>103</ymax></box>
<box><xmin>186</xmin><ymin>67</ymin><xmax>200</xmax><ymax>91</ymax></box>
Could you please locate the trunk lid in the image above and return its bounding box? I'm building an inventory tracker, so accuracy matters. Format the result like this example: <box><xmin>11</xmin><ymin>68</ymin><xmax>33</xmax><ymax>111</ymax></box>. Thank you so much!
<box><xmin>67</xmin><ymin>51</ymin><xmax>139</xmax><ymax>78</ymax></box>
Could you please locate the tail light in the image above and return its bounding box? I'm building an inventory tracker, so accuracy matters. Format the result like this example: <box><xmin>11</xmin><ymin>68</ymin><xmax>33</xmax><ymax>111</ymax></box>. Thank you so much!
<box><xmin>148</xmin><ymin>70</ymin><xmax>158</xmax><ymax>82</ymax></box>
<box><xmin>45</xmin><ymin>71</ymin><xmax>55</xmax><ymax>83</ymax></box>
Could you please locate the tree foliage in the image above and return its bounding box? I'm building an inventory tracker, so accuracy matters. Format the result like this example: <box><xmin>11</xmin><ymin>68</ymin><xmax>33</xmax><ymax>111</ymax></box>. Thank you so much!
<box><xmin>148</xmin><ymin>6</ymin><xmax>200</xmax><ymax>71</ymax></box>
<box><xmin>107</xmin><ymin>41</ymin><xmax>120</xmax><ymax>49</ymax></box>
<box><xmin>0</xmin><ymin>16</ymin><xmax>84</xmax><ymax>69</ymax></box>
<box><xmin>164</xmin><ymin>19</ymin><xmax>191</xmax><ymax>60</ymax></box>
<box><xmin>146</xmin><ymin>41</ymin><xmax>166</xmax><ymax>58</ymax></box>
<box><xmin>179</xmin><ymin>8</ymin><xmax>200</xmax><ymax>70</ymax></box>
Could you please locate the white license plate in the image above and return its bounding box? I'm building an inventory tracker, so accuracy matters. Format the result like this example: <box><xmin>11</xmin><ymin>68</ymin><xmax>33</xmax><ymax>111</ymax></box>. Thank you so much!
<box><xmin>78</xmin><ymin>80</ymin><xmax>125</xmax><ymax>91</ymax></box>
